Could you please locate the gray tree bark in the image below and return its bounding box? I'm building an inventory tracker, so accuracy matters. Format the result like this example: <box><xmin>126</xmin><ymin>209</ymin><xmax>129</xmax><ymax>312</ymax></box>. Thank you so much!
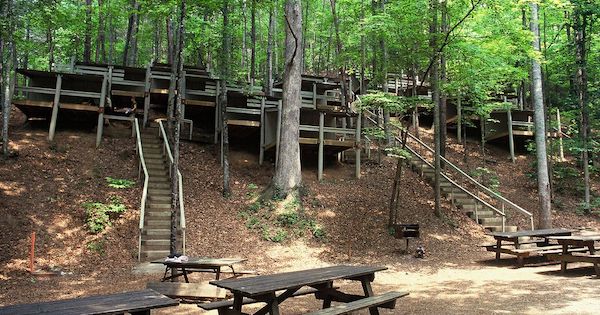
<box><xmin>84</xmin><ymin>0</ymin><xmax>92</xmax><ymax>63</ymax></box>
<box><xmin>265</xmin><ymin>4</ymin><xmax>275</xmax><ymax>96</ymax></box>
<box><xmin>273</xmin><ymin>0</ymin><xmax>303</xmax><ymax>193</ymax></box>
<box><xmin>96</xmin><ymin>0</ymin><xmax>107</xmax><ymax>63</ymax></box>
<box><xmin>574</xmin><ymin>6</ymin><xmax>590</xmax><ymax>208</ymax></box>
<box><xmin>170</xmin><ymin>0</ymin><xmax>185</xmax><ymax>256</ymax></box>
<box><xmin>220</xmin><ymin>0</ymin><xmax>232</xmax><ymax>197</ymax></box>
<box><xmin>439</xmin><ymin>0</ymin><xmax>448</xmax><ymax>161</ymax></box>
<box><xmin>430</xmin><ymin>0</ymin><xmax>442</xmax><ymax>217</ymax></box>
<box><xmin>530</xmin><ymin>2</ymin><xmax>552</xmax><ymax>229</ymax></box>
<box><xmin>2</xmin><ymin>0</ymin><xmax>14</xmax><ymax>157</ymax></box>
<box><xmin>250</xmin><ymin>0</ymin><xmax>257</xmax><ymax>85</ymax></box>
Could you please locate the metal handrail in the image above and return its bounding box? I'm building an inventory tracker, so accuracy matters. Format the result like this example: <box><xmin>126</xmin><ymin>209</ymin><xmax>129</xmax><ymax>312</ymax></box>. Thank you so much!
<box><xmin>134</xmin><ymin>119</ymin><xmax>149</xmax><ymax>261</ymax></box>
<box><xmin>361</xmin><ymin>106</ymin><xmax>534</xmax><ymax>230</ymax></box>
<box><xmin>157</xmin><ymin>120</ymin><xmax>186</xmax><ymax>254</ymax></box>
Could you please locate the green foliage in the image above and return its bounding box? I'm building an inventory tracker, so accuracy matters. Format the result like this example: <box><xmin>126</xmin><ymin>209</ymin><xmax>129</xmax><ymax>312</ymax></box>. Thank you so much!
<box><xmin>356</xmin><ymin>92</ymin><xmax>412</xmax><ymax>114</ymax></box>
<box><xmin>82</xmin><ymin>197</ymin><xmax>126</xmax><ymax>234</ymax></box>
<box><xmin>105</xmin><ymin>177</ymin><xmax>135</xmax><ymax>189</ymax></box>
<box><xmin>470</xmin><ymin>167</ymin><xmax>500</xmax><ymax>193</ymax></box>
<box><xmin>86</xmin><ymin>239</ymin><xmax>105</xmax><ymax>255</ymax></box>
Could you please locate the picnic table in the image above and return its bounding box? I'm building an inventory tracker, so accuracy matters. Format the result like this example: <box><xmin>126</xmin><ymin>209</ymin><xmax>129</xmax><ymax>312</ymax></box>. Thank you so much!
<box><xmin>484</xmin><ymin>228</ymin><xmax>577</xmax><ymax>266</ymax></box>
<box><xmin>151</xmin><ymin>257</ymin><xmax>248</xmax><ymax>282</ymax></box>
<box><xmin>204</xmin><ymin>265</ymin><xmax>406</xmax><ymax>315</ymax></box>
<box><xmin>0</xmin><ymin>289</ymin><xmax>178</xmax><ymax>315</ymax></box>
<box><xmin>546</xmin><ymin>234</ymin><xmax>600</xmax><ymax>275</ymax></box>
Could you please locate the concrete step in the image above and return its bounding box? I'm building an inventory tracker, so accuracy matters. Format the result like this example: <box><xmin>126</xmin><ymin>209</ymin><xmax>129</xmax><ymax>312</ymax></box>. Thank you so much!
<box><xmin>145</xmin><ymin>158</ymin><xmax>165</xmax><ymax>164</ymax></box>
<box><xmin>145</xmin><ymin>220</ymin><xmax>171</xmax><ymax>229</ymax></box>
<box><xmin>149</xmin><ymin>182</ymin><xmax>170</xmax><ymax>189</ymax></box>
<box><xmin>142</xmin><ymin>149</ymin><xmax>163</xmax><ymax>155</ymax></box>
<box><xmin>467</xmin><ymin>210</ymin><xmax>496</xmax><ymax>219</ymax></box>
<box><xmin>484</xmin><ymin>225</ymin><xmax>518</xmax><ymax>233</ymax></box>
<box><xmin>142</xmin><ymin>143</ymin><xmax>161</xmax><ymax>149</ymax></box>
<box><xmin>145</xmin><ymin>211</ymin><xmax>171</xmax><ymax>217</ymax></box>
<box><xmin>149</xmin><ymin>195</ymin><xmax>172</xmax><ymax>202</ymax></box>
<box><xmin>479</xmin><ymin>217</ymin><xmax>504</xmax><ymax>225</ymax></box>
<box><xmin>144</xmin><ymin>229</ymin><xmax>170</xmax><ymax>236</ymax></box>
<box><xmin>141</xmin><ymin>250</ymin><xmax>170</xmax><ymax>260</ymax></box>
<box><xmin>148</xmin><ymin>189</ymin><xmax>171</xmax><ymax>196</ymax></box>
<box><xmin>148</xmin><ymin>203</ymin><xmax>171</xmax><ymax>209</ymax></box>
<box><xmin>149</xmin><ymin>177</ymin><xmax>170</xmax><ymax>183</ymax></box>
<box><xmin>145</xmin><ymin>153</ymin><xmax>164</xmax><ymax>160</ymax></box>
<box><xmin>142</xmin><ymin>239</ymin><xmax>171</xmax><ymax>251</ymax></box>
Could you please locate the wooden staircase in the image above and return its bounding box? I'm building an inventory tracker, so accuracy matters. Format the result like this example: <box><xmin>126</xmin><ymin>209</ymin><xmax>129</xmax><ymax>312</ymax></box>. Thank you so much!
<box><xmin>359</xmin><ymin>106</ymin><xmax>534</xmax><ymax>233</ymax></box>
<box><xmin>409</xmin><ymin>156</ymin><xmax>517</xmax><ymax>232</ymax></box>
<box><xmin>138</xmin><ymin>125</ymin><xmax>184</xmax><ymax>261</ymax></box>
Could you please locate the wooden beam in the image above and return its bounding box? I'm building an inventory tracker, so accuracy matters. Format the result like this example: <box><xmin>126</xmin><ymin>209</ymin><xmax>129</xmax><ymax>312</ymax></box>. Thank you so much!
<box><xmin>185</xmin><ymin>99</ymin><xmax>216</xmax><ymax>107</ymax></box>
<box><xmin>318</xmin><ymin>112</ymin><xmax>324</xmax><ymax>181</ymax></box>
<box><xmin>96</xmin><ymin>75</ymin><xmax>108</xmax><ymax>147</ymax></box>
<box><xmin>111</xmin><ymin>90</ymin><xmax>144</xmax><ymax>97</ymax></box>
<box><xmin>507</xmin><ymin>109</ymin><xmax>515</xmax><ymax>163</ymax></box>
<box><xmin>48</xmin><ymin>74</ymin><xmax>62</xmax><ymax>141</ymax></box>
<box><xmin>227</xmin><ymin>119</ymin><xmax>260</xmax><ymax>127</ymax></box>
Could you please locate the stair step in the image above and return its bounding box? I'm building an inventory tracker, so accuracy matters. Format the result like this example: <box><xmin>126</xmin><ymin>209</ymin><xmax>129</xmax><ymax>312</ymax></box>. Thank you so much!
<box><xmin>144</xmin><ymin>229</ymin><xmax>170</xmax><ymax>236</ymax></box>
<box><xmin>145</xmin><ymin>153</ymin><xmax>164</xmax><ymax>159</ymax></box>
<box><xmin>149</xmin><ymin>195</ymin><xmax>172</xmax><ymax>202</ymax></box>
<box><xmin>484</xmin><ymin>225</ymin><xmax>518</xmax><ymax>233</ymax></box>
<box><xmin>467</xmin><ymin>210</ymin><xmax>496</xmax><ymax>219</ymax></box>
<box><xmin>148</xmin><ymin>203</ymin><xmax>171</xmax><ymax>209</ymax></box>
<box><xmin>141</xmin><ymin>250</ymin><xmax>170</xmax><ymax>260</ymax></box>
<box><xmin>149</xmin><ymin>177</ymin><xmax>170</xmax><ymax>183</ymax></box>
<box><xmin>145</xmin><ymin>211</ymin><xmax>171</xmax><ymax>217</ymax></box>
<box><xmin>148</xmin><ymin>189</ymin><xmax>171</xmax><ymax>195</ymax></box>
<box><xmin>149</xmin><ymin>182</ymin><xmax>170</xmax><ymax>189</ymax></box>
<box><xmin>145</xmin><ymin>220</ymin><xmax>171</xmax><ymax>228</ymax></box>
<box><xmin>454</xmin><ymin>198</ymin><xmax>478</xmax><ymax>205</ymax></box>
<box><xmin>479</xmin><ymin>217</ymin><xmax>504</xmax><ymax>225</ymax></box>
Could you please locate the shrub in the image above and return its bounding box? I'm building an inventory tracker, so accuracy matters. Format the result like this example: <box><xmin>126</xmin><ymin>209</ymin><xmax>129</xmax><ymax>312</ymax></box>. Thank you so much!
<box><xmin>82</xmin><ymin>198</ymin><xmax>126</xmax><ymax>233</ymax></box>
<box><xmin>105</xmin><ymin>177</ymin><xmax>135</xmax><ymax>189</ymax></box>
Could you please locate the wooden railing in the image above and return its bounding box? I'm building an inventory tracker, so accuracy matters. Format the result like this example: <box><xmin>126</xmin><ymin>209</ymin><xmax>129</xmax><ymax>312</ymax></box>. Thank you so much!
<box><xmin>134</xmin><ymin>118</ymin><xmax>149</xmax><ymax>261</ymax></box>
<box><xmin>359</xmin><ymin>103</ymin><xmax>535</xmax><ymax>231</ymax></box>
<box><xmin>157</xmin><ymin>120</ymin><xmax>186</xmax><ymax>254</ymax></box>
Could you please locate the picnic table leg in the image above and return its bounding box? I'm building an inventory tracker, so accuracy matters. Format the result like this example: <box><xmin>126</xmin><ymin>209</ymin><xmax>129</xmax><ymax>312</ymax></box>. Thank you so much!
<box><xmin>361</xmin><ymin>278</ymin><xmax>380</xmax><ymax>315</ymax></box>
<box><xmin>321</xmin><ymin>281</ymin><xmax>334</xmax><ymax>309</ymax></box>
<box><xmin>232</xmin><ymin>294</ymin><xmax>243</xmax><ymax>312</ymax></box>
<box><xmin>561</xmin><ymin>244</ymin><xmax>568</xmax><ymax>273</ymax></box>
<box><xmin>495</xmin><ymin>239</ymin><xmax>501</xmax><ymax>260</ymax></box>
<box><xmin>161</xmin><ymin>266</ymin><xmax>170</xmax><ymax>282</ymax></box>
<box><xmin>216</xmin><ymin>266</ymin><xmax>222</xmax><ymax>280</ymax></box>
<box><xmin>588</xmin><ymin>245</ymin><xmax>595</xmax><ymax>255</ymax></box>
<box><xmin>182</xmin><ymin>268</ymin><xmax>190</xmax><ymax>283</ymax></box>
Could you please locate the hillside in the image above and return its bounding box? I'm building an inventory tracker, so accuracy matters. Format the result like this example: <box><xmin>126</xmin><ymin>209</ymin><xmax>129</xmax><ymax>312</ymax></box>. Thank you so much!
<box><xmin>1</xmin><ymin>111</ymin><xmax>599</xmax><ymax>313</ymax></box>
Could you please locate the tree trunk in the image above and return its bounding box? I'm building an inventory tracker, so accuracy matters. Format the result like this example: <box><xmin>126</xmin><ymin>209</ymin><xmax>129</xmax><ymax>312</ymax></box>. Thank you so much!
<box><xmin>221</xmin><ymin>0</ymin><xmax>232</xmax><ymax>197</ymax></box>
<box><xmin>96</xmin><ymin>0</ymin><xmax>107</xmax><ymax>63</ymax></box>
<box><xmin>170</xmin><ymin>0</ymin><xmax>186</xmax><ymax>256</ymax></box>
<box><xmin>430</xmin><ymin>0</ymin><xmax>441</xmax><ymax>217</ymax></box>
<box><xmin>241</xmin><ymin>0</ymin><xmax>247</xmax><ymax>75</ymax></box>
<box><xmin>330</xmin><ymin>0</ymin><xmax>349</xmax><ymax>106</ymax></box>
<box><xmin>84</xmin><ymin>0</ymin><xmax>92</xmax><ymax>63</ymax></box>
<box><xmin>24</xmin><ymin>22</ymin><xmax>30</xmax><ymax>70</ymax></box>
<box><xmin>265</xmin><ymin>5</ymin><xmax>275</xmax><ymax>96</ymax></box>
<box><xmin>2</xmin><ymin>0</ymin><xmax>14</xmax><ymax>157</ymax></box>
<box><xmin>378</xmin><ymin>0</ymin><xmax>390</xmax><ymax>145</ymax></box>
<box><xmin>250</xmin><ymin>0</ymin><xmax>257</xmax><ymax>85</ymax></box>
<box><xmin>360</xmin><ymin>0</ymin><xmax>366</xmax><ymax>94</ymax></box>
<box><xmin>108</xmin><ymin>0</ymin><xmax>115</xmax><ymax>64</ymax></box>
<box><xmin>574</xmin><ymin>7</ymin><xmax>590</xmax><ymax>209</ymax></box>
<box><xmin>123</xmin><ymin>0</ymin><xmax>140</xmax><ymax>67</ymax></box>
<box><xmin>530</xmin><ymin>2</ymin><xmax>551</xmax><ymax>229</ymax></box>
<box><xmin>47</xmin><ymin>27</ymin><xmax>54</xmax><ymax>71</ymax></box>
<box><xmin>166</xmin><ymin>17</ymin><xmax>175</xmax><ymax>65</ymax></box>
<box><xmin>154</xmin><ymin>17</ymin><xmax>162</xmax><ymax>62</ymax></box>
<box><xmin>273</xmin><ymin>0</ymin><xmax>303</xmax><ymax>193</ymax></box>
<box><xmin>439</xmin><ymin>0</ymin><xmax>448</xmax><ymax>161</ymax></box>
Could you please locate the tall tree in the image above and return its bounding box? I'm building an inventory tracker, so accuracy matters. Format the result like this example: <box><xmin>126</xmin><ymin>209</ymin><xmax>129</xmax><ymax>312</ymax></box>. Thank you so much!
<box><xmin>573</xmin><ymin>1</ymin><xmax>591</xmax><ymax>209</ymax></box>
<box><xmin>431</xmin><ymin>0</ymin><xmax>442</xmax><ymax>217</ymax></box>
<box><xmin>265</xmin><ymin>3</ymin><xmax>275</xmax><ymax>96</ymax></box>
<box><xmin>220</xmin><ymin>0</ymin><xmax>232</xmax><ymax>197</ymax></box>
<box><xmin>2</xmin><ymin>0</ymin><xmax>14</xmax><ymax>157</ymax></box>
<box><xmin>250</xmin><ymin>0</ymin><xmax>257</xmax><ymax>85</ymax></box>
<box><xmin>170</xmin><ymin>0</ymin><xmax>186</xmax><ymax>255</ymax></box>
<box><xmin>123</xmin><ymin>0</ymin><xmax>140</xmax><ymax>66</ymax></box>
<box><xmin>96</xmin><ymin>0</ymin><xmax>107</xmax><ymax>63</ymax></box>
<box><xmin>273</xmin><ymin>0</ymin><xmax>303</xmax><ymax>193</ymax></box>
<box><xmin>83</xmin><ymin>0</ymin><xmax>92</xmax><ymax>63</ymax></box>
<box><xmin>530</xmin><ymin>2</ymin><xmax>552</xmax><ymax>228</ymax></box>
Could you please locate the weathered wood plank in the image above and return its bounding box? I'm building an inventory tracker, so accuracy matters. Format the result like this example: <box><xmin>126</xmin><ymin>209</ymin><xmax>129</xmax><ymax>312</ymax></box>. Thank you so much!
<box><xmin>198</xmin><ymin>287</ymin><xmax>319</xmax><ymax>311</ymax></box>
<box><xmin>146</xmin><ymin>282</ymin><xmax>226</xmax><ymax>300</ymax></box>
<box><xmin>305</xmin><ymin>291</ymin><xmax>409</xmax><ymax>315</ymax></box>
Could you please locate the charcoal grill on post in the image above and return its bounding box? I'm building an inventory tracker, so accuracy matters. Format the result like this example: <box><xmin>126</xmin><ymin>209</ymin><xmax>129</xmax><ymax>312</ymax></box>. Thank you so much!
<box><xmin>392</xmin><ymin>224</ymin><xmax>420</xmax><ymax>252</ymax></box>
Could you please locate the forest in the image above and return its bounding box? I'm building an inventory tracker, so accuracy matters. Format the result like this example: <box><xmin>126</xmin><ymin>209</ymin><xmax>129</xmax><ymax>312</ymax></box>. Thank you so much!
<box><xmin>1</xmin><ymin>0</ymin><xmax>598</xmax><ymax>222</ymax></box>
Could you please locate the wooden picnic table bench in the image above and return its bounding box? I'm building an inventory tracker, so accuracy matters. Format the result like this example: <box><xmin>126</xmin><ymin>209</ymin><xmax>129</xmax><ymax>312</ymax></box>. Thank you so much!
<box><xmin>0</xmin><ymin>289</ymin><xmax>178</xmax><ymax>315</ymax></box>
<box><xmin>485</xmin><ymin>228</ymin><xmax>577</xmax><ymax>267</ymax></box>
<box><xmin>305</xmin><ymin>291</ymin><xmax>409</xmax><ymax>315</ymax></box>
<box><xmin>199</xmin><ymin>287</ymin><xmax>321</xmax><ymax>314</ymax></box>
<box><xmin>546</xmin><ymin>235</ymin><xmax>600</xmax><ymax>275</ymax></box>
<box><xmin>206</xmin><ymin>265</ymin><xmax>398</xmax><ymax>315</ymax></box>
<box><xmin>151</xmin><ymin>257</ymin><xmax>253</xmax><ymax>282</ymax></box>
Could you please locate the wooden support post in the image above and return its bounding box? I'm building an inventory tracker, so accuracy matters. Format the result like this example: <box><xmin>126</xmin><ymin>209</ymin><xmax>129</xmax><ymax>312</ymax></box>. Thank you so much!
<box><xmin>557</xmin><ymin>108</ymin><xmax>565</xmax><ymax>162</ymax></box>
<box><xmin>96</xmin><ymin>75</ymin><xmax>108</xmax><ymax>147</ymax></box>
<box><xmin>318</xmin><ymin>112</ymin><xmax>325</xmax><ymax>181</ymax></box>
<box><xmin>356</xmin><ymin>112</ymin><xmax>362</xmax><ymax>179</ymax></box>
<box><xmin>107</xmin><ymin>66</ymin><xmax>113</xmax><ymax>96</ymax></box>
<box><xmin>340</xmin><ymin>118</ymin><xmax>346</xmax><ymax>162</ymax></box>
<box><xmin>48</xmin><ymin>74</ymin><xmax>63</xmax><ymax>141</ymax></box>
<box><xmin>259</xmin><ymin>97</ymin><xmax>265</xmax><ymax>165</ymax></box>
<box><xmin>143</xmin><ymin>65</ymin><xmax>151</xmax><ymax>127</ymax></box>
<box><xmin>312</xmin><ymin>82</ymin><xmax>317</xmax><ymax>109</ymax></box>
<box><xmin>214</xmin><ymin>82</ymin><xmax>220</xmax><ymax>144</ymax></box>
<box><xmin>507</xmin><ymin>108</ymin><xmax>515</xmax><ymax>163</ymax></box>
<box><xmin>275</xmin><ymin>100</ymin><xmax>282</xmax><ymax>167</ymax></box>
<box><xmin>456</xmin><ymin>96</ymin><xmax>462</xmax><ymax>143</ymax></box>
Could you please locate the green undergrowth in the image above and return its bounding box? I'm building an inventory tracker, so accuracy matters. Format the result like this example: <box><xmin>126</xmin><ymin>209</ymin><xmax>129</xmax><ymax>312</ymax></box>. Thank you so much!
<box><xmin>82</xmin><ymin>196</ymin><xmax>126</xmax><ymax>234</ymax></box>
<box><xmin>239</xmin><ymin>184</ymin><xmax>326</xmax><ymax>243</ymax></box>
<box><xmin>105</xmin><ymin>177</ymin><xmax>135</xmax><ymax>189</ymax></box>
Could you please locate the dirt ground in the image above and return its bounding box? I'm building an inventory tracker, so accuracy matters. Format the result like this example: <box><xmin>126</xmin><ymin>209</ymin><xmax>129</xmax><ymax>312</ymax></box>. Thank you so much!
<box><xmin>1</xmin><ymin>110</ymin><xmax>599</xmax><ymax>314</ymax></box>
